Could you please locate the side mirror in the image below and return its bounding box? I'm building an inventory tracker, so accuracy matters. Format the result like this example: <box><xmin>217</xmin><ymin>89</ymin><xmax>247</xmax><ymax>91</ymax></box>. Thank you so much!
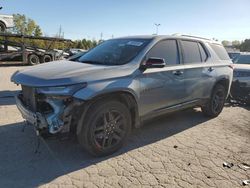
<box><xmin>140</xmin><ymin>57</ymin><xmax>166</xmax><ymax>69</ymax></box>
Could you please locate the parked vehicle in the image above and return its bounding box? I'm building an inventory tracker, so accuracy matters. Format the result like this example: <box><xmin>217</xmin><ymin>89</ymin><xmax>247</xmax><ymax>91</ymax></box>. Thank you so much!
<box><xmin>228</xmin><ymin>52</ymin><xmax>240</xmax><ymax>60</ymax></box>
<box><xmin>0</xmin><ymin>14</ymin><xmax>14</xmax><ymax>32</ymax></box>
<box><xmin>0</xmin><ymin>33</ymin><xmax>72</xmax><ymax>65</ymax></box>
<box><xmin>53</xmin><ymin>49</ymin><xmax>70</xmax><ymax>59</ymax></box>
<box><xmin>233</xmin><ymin>53</ymin><xmax>250</xmax><ymax>65</ymax></box>
<box><xmin>67</xmin><ymin>51</ymin><xmax>87</xmax><ymax>61</ymax></box>
<box><xmin>230</xmin><ymin>53</ymin><xmax>250</xmax><ymax>104</ymax></box>
<box><xmin>11</xmin><ymin>35</ymin><xmax>233</xmax><ymax>156</ymax></box>
<box><xmin>66</xmin><ymin>48</ymin><xmax>87</xmax><ymax>57</ymax></box>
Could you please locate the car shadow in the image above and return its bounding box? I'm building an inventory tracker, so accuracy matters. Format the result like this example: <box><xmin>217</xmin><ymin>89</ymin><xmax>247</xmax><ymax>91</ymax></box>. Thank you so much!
<box><xmin>0</xmin><ymin>108</ymin><xmax>210</xmax><ymax>187</ymax></box>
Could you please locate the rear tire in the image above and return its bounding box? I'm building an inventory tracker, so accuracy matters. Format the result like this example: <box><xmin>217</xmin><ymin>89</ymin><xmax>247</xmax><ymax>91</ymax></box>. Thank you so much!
<box><xmin>28</xmin><ymin>54</ymin><xmax>40</xmax><ymax>65</ymax></box>
<box><xmin>42</xmin><ymin>55</ymin><xmax>52</xmax><ymax>63</ymax></box>
<box><xmin>201</xmin><ymin>84</ymin><xmax>226</xmax><ymax>117</ymax></box>
<box><xmin>77</xmin><ymin>100</ymin><xmax>131</xmax><ymax>156</ymax></box>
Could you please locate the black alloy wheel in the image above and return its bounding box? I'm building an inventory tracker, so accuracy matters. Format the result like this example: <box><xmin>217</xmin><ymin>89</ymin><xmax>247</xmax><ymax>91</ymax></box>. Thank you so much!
<box><xmin>77</xmin><ymin>100</ymin><xmax>131</xmax><ymax>156</ymax></box>
<box><xmin>202</xmin><ymin>84</ymin><xmax>226</xmax><ymax>117</ymax></box>
<box><xmin>92</xmin><ymin>110</ymin><xmax>126</xmax><ymax>150</ymax></box>
<box><xmin>211</xmin><ymin>88</ymin><xmax>225</xmax><ymax>114</ymax></box>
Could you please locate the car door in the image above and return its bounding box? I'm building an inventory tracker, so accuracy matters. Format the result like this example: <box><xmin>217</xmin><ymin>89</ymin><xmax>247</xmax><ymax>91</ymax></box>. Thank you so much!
<box><xmin>180</xmin><ymin>40</ymin><xmax>213</xmax><ymax>102</ymax></box>
<box><xmin>138</xmin><ymin>39</ymin><xmax>186</xmax><ymax>116</ymax></box>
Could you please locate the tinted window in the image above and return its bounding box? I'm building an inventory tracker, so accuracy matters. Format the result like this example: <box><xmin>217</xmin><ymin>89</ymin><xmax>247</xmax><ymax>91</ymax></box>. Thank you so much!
<box><xmin>147</xmin><ymin>40</ymin><xmax>179</xmax><ymax>65</ymax></box>
<box><xmin>79</xmin><ymin>38</ymin><xmax>151</xmax><ymax>65</ymax></box>
<box><xmin>210</xmin><ymin>44</ymin><xmax>230</xmax><ymax>60</ymax></box>
<box><xmin>228</xmin><ymin>52</ymin><xmax>240</xmax><ymax>60</ymax></box>
<box><xmin>181</xmin><ymin>40</ymin><xmax>201</xmax><ymax>64</ymax></box>
<box><xmin>234</xmin><ymin>55</ymin><xmax>250</xmax><ymax>64</ymax></box>
<box><xmin>198</xmin><ymin>43</ymin><xmax>208</xmax><ymax>61</ymax></box>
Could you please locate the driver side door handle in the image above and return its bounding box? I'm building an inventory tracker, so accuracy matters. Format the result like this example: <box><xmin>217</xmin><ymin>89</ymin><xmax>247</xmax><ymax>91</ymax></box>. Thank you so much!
<box><xmin>208</xmin><ymin>67</ymin><xmax>214</xmax><ymax>72</ymax></box>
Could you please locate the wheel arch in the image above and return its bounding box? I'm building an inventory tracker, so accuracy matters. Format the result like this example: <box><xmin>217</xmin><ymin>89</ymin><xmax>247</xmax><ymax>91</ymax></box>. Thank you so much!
<box><xmin>75</xmin><ymin>90</ymin><xmax>140</xmax><ymax>136</ymax></box>
<box><xmin>213</xmin><ymin>77</ymin><xmax>231</xmax><ymax>97</ymax></box>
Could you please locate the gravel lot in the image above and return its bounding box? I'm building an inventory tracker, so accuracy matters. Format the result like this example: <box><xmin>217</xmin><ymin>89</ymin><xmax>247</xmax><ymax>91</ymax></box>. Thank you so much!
<box><xmin>0</xmin><ymin>65</ymin><xmax>249</xmax><ymax>188</ymax></box>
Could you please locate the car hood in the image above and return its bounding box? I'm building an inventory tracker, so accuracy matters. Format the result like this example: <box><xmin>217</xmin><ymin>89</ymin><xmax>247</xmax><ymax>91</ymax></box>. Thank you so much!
<box><xmin>11</xmin><ymin>60</ymin><xmax>135</xmax><ymax>87</ymax></box>
<box><xmin>233</xmin><ymin>64</ymin><xmax>250</xmax><ymax>71</ymax></box>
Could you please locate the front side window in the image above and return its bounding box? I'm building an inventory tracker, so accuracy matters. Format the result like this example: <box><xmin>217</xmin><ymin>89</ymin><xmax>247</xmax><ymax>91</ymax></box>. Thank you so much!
<box><xmin>78</xmin><ymin>38</ymin><xmax>151</xmax><ymax>65</ymax></box>
<box><xmin>147</xmin><ymin>40</ymin><xmax>180</xmax><ymax>65</ymax></box>
<box><xmin>181</xmin><ymin>40</ymin><xmax>202</xmax><ymax>64</ymax></box>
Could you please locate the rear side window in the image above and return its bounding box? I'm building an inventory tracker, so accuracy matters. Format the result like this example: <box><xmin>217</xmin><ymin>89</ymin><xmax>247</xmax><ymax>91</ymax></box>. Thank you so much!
<box><xmin>147</xmin><ymin>40</ymin><xmax>179</xmax><ymax>65</ymax></box>
<box><xmin>181</xmin><ymin>40</ymin><xmax>202</xmax><ymax>64</ymax></box>
<box><xmin>210</xmin><ymin>44</ymin><xmax>230</xmax><ymax>60</ymax></box>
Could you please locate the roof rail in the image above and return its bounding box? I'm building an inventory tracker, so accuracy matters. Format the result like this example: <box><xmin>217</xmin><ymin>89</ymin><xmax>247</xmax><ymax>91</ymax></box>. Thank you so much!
<box><xmin>172</xmin><ymin>33</ymin><xmax>211</xmax><ymax>41</ymax></box>
<box><xmin>180</xmin><ymin>35</ymin><xmax>211</xmax><ymax>41</ymax></box>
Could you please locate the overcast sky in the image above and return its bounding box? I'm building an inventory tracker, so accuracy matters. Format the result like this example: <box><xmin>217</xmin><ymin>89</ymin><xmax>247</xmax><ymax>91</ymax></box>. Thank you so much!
<box><xmin>2</xmin><ymin>0</ymin><xmax>250</xmax><ymax>41</ymax></box>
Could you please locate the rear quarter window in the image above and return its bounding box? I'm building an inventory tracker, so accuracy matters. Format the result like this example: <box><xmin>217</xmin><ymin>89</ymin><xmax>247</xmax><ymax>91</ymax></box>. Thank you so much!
<box><xmin>210</xmin><ymin>44</ymin><xmax>230</xmax><ymax>60</ymax></box>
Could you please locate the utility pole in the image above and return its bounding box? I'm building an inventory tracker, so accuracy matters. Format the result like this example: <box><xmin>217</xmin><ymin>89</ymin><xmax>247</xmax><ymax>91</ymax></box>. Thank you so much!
<box><xmin>154</xmin><ymin>23</ymin><xmax>161</xmax><ymax>35</ymax></box>
<box><xmin>58</xmin><ymin>25</ymin><xmax>62</xmax><ymax>38</ymax></box>
<box><xmin>100</xmin><ymin>32</ymin><xmax>103</xmax><ymax>40</ymax></box>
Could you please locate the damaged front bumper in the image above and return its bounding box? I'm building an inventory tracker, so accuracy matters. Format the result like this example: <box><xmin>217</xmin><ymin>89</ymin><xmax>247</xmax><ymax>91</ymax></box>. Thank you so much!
<box><xmin>15</xmin><ymin>92</ymin><xmax>83</xmax><ymax>134</ymax></box>
<box><xmin>15</xmin><ymin>95</ymin><xmax>46</xmax><ymax>127</ymax></box>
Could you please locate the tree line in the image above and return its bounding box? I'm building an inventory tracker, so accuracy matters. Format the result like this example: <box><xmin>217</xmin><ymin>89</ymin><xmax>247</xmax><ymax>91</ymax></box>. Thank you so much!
<box><xmin>4</xmin><ymin>14</ymin><xmax>250</xmax><ymax>52</ymax></box>
<box><xmin>222</xmin><ymin>39</ymin><xmax>250</xmax><ymax>52</ymax></box>
<box><xmin>3</xmin><ymin>14</ymin><xmax>100</xmax><ymax>50</ymax></box>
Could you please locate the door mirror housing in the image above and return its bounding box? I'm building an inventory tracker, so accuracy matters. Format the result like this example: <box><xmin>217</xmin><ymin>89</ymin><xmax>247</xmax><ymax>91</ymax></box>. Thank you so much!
<box><xmin>140</xmin><ymin>57</ymin><xmax>166</xmax><ymax>69</ymax></box>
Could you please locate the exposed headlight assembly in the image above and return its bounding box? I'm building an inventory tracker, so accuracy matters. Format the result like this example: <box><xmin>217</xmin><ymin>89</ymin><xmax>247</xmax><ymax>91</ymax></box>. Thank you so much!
<box><xmin>36</xmin><ymin>83</ymin><xmax>87</xmax><ymax>96</ymax></box>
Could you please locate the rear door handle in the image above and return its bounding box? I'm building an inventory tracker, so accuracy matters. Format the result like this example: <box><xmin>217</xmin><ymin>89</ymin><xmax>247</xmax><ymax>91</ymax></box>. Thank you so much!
<box><xmin>172</xmin><ymin>70</ymin><xmax>183</xmax><ymax>76</ymax></box>
<box><xmin>208</xmin><ymin>67</ymin><xmax>214</xmax><ymax>72</ymax></box>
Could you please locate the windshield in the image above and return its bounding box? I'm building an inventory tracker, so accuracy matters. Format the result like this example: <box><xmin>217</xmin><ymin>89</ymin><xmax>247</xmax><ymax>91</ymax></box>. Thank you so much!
<box><xmin>234</xmin><ymin>55</ymin><xmax>250</xmax><ymax>64</ymax></box>
<box><xmin>78</xmin><ymin>38</ymin><xmax>151</xmax><ymax>65</ymax></box>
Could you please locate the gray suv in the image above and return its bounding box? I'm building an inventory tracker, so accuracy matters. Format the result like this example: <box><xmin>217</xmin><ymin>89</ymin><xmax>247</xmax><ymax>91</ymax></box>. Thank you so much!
<box><xmin>11</xmin><ymin>35</ymin><xmax>233</xmax><ymax>156</ymax></box>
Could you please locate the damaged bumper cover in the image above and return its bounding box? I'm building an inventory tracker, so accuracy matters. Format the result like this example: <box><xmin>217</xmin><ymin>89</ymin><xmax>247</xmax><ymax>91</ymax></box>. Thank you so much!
<box><xmin>16</xmin><ymin>95</ymin><xmax>45</xmax><ymax>127</ymax></box>
<box><xmin>15</xmin><ymin>93</ymin><xmax>83</xmax><ymax>134</ymax></box>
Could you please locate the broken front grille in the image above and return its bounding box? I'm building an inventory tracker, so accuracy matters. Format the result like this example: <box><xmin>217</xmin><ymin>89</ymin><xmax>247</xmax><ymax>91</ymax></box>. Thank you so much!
<box><xmin>21</xmin><ymin>85</ymin><xmax>37</xmax><ymax>112</ymax></box>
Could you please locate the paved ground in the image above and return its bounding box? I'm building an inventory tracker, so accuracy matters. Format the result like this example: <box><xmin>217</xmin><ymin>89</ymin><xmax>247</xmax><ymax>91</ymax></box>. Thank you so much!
<box><xmin>0</xmin><ymin>65</ymin><xmax>249</xmax><ymax>188</ymax></box>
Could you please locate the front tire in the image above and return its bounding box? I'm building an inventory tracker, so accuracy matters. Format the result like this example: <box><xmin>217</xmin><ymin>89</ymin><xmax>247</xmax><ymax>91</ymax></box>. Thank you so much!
<box><xmin>201</xmin><ymin>84</ymin><xmax>226</xmax><ymax>117</ymax></box>
<box><xmin>77</xmin><ymin>100</ymin><xmax>132</xmax><ymax>156</ymax></box>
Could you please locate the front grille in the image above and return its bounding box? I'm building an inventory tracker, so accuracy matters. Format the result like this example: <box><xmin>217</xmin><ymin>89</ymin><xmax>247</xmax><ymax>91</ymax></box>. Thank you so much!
<box><xmin>21</xmin><ymin>85</ymin><xmax>37</xmax><ymax>112</ymax></box>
